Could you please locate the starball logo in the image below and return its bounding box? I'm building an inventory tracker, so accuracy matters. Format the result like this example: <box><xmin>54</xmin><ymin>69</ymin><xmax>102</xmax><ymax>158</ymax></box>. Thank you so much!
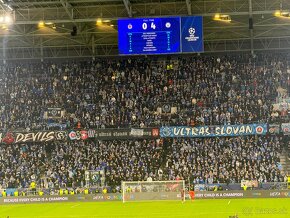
<box><xmin>185</xmin><ymin>27</ymin><xmax>199</xmax><ymax>42</ymax></box>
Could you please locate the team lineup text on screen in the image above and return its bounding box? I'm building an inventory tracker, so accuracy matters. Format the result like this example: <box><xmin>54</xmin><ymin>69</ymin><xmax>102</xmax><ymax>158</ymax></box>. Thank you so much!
<box><xmin>122</xmin><ymin>180</ymin><xmax>186</xmax><ymax>203</ymax></box>
<box><xmin>117</xmin><ymin>16</ymin><xmax>203</xmax><ymax>55</ymax></box>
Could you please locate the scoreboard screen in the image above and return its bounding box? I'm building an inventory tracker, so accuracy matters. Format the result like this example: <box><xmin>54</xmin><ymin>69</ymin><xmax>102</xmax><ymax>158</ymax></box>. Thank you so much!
<box><xmin>118</xmin><ymin>17</ymin><xmax>180</xmax><ymax>55</ymax></box>
<box><xmin>118</xmin><ymin>16</ymin><xmax>203</xmax><ymax>55</ymax></box>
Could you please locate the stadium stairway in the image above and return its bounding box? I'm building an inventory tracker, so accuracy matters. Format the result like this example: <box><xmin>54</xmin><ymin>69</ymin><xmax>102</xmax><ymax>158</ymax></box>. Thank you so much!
<box><xmin>280</xmin><ymin>155</ymin><xmax>288</xmax><ymax>175</ymax></box>
<box><xmin>286</xmin><ymin>142</ymin><xmax>290</xmax><ymax>175</ymax></box>
<box><xmin>280</xmin><ymin>141</ymin><xmax>290</xmax><ymax>176</ymax></box>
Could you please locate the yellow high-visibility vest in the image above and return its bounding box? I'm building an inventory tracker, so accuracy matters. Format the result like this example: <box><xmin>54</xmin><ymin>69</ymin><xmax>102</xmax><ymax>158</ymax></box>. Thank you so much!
<box><xmin>30</xmin><ymin>182</ymin><xmax>36</xmax><ymax>189</ymax></box>
<box><xmin>2</xmin><ymin>191</ymin><xmax>6</xmax><ymax>197</ymax></box>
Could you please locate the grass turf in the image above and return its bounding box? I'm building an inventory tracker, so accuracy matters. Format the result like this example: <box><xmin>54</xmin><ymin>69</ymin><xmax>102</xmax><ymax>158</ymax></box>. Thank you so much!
<box><xmin>0</xmin><ymin>198</ymin><xmax>289</xmax><ymax>218</ymax></box>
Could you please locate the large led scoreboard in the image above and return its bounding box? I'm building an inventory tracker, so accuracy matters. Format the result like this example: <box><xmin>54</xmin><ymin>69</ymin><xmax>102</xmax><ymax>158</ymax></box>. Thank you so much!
<box><xmin>118</xmin><ymin>16</ymin><xmax>203</xmax><ymax>55</ymax></box>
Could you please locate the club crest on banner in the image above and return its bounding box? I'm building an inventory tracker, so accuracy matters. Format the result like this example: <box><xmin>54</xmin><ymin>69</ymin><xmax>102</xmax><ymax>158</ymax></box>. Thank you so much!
<box><xmin>281</xmin><ymin>123</ymin><xmax>290</xmax><ymax>135</ymax></box>
<box><xmin>80</xmin><ymin>130</ymin><xmax>88</xmax><ymax>140</ymax></box>
<box><xmin>69</xmin><ymin>130</ymin><xmax>88</xmax><ymax>140</ymax></box>
<box><xmin>2</xmin><ymin>132</ymin><xmax>15</xmax><ymax>144</ymax></box>
<box><xmin>160</xmin><ymin>127</ymin><xmax>172</xmax><ymax>137</ymax></box>
<box><xmin>255</xmin><ymin>126</ymin><xmax>264</xmax><ymax>134</ymax></box>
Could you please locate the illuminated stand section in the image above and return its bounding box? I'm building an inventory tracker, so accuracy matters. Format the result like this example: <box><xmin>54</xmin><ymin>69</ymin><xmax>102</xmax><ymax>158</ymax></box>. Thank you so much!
<box><xmin>118</xmin><ymin>16</ymin><xmax>203</xmax><ymax>55</ymax></box>
<box><xmin>122</xmin><ymin>180</ymin><xmax>185</xmax><ymax>203</ymax></box>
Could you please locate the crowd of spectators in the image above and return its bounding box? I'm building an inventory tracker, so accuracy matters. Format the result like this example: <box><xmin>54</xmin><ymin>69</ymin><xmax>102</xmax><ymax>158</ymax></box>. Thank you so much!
<box><xmin>165</xmin><ymin>136</ymin><xmax>285</xmax><ymax>185</ymax></box>
<box><xmin>0</xmin><ymin>136</ymin><xmax>286</xmax><ymax>190</ymax></box>
<box><xmin>0</xmin><ymin>139</ymin><xmax>163</xmax><ymax>189</ymax></box>
<box><xmin>0</xmin><ymin>54</ymin><xmax>289</xmax><ymax>131</ymax></box>
<box><xmin>0</xmin><ymin>54</ymin><xmax>289</xmax><ymax>192</ymax></box>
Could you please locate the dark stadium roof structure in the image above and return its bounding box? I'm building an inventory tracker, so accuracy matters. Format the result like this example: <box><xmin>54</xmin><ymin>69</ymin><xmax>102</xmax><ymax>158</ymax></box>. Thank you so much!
<box><xmin>0</xmin><ymin>0</ymin><xmax>290</xmax><ymax>60</ymax></box>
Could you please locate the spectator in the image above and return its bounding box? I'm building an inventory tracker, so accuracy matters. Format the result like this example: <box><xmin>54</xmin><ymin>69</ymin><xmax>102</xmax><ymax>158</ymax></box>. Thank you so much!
<box><xmin>0</xmin><ymin>136</ymin><xmax>284</xmax><ymax>189</ymax></box>
<box><xmin>0</xmin><ymin>54</ymin><xmax>289</xmax><ymax>131</ymax></box>
<box><xmin>0</xmin><ymin>54</ymin><xmax>288</xmax><ymax>191</ymax></box>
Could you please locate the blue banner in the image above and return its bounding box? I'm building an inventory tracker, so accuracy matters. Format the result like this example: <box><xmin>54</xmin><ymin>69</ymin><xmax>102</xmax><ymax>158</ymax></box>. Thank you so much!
<box><xmin>181</xmin><ymin>16</ymin><xmax>203</xmax><ymax>53</ymax></box>
<box><xmin>160</xmin><ymin>124</ymin><xmax>267</xmax><ymax>138</ymax></box>
<box><xmin>47</xmin><ymin>123</ymin><xmax>67</xmax><ymax>130</ymax></box>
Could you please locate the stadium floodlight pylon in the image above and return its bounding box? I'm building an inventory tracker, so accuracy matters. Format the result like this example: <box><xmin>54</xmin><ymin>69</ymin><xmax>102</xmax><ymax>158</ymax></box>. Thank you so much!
<box><xmin>121</xmin><ymin>180</ymin><xmax>185</xmax><ymax>203</ymax></box>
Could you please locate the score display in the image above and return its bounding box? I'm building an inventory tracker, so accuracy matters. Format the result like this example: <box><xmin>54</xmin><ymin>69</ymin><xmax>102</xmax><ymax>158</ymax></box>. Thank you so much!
<box><xmin>118</xmin><ymin>17</ymin><xmax>180</xmax><ymax>55</ymax></box>
<box><xmin>118</xmin><ymin>16</ymin><xmax>203</xmax><ymax>55</ymax></box>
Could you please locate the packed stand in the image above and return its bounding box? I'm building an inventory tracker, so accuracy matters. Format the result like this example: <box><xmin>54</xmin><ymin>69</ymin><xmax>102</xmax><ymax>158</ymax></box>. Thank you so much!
<box><xmin>0</xmin><ymin>54</ymin><xmax>289</xmax><ymax>131</ymax></box>
<box><xmin>164</xmin><ymin>136</ymin><xmax>285</xmax><ymax>185</ymax></box>
<box><xmin>0</xmin><ymin>139</ymin><xmax>163</xmax><ymax>190</ymax></box>
<box><xmin>0</xmin><ymin>136</ymin><xmax>285</xmax><ymax>190</ymax></box>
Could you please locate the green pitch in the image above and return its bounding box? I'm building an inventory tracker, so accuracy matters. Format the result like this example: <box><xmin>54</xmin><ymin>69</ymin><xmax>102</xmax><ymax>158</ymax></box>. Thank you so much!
<box><xmin>0</xmin><ymin>198</ymin><xmax>288</xmax><ymax>218</ymax></box>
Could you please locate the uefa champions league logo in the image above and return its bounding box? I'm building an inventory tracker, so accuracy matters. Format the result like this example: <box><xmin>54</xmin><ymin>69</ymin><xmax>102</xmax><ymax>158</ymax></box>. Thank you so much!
<box><xmin>185</xmin><ymin>27</ymin><xmax>199</xmax><ymax>42</ymax></box>
<box><xmin>188</xmin><ymin>27</ymin><xmax>195</xmax><ymax>35</ymax></box>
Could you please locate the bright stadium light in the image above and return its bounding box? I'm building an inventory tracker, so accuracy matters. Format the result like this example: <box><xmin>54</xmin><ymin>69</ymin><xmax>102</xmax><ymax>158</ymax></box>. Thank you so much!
<box><xmin>38</xmin><ymin>21</ymin><xmax>57</xmax><ymax>30</ymax></box>
<box><xmin>214</xmin><ymin>13</ymin><xmax>231</xmax><ymax>22</ymax></box>
<box><xmin>38</xmin><ymin>21</ymin><xmax>45</xmax><ymax>28</ymax></box>
<box><xmin>96</xmin><ymin>18</ymin><xmax>103</xmax><ymax>25</ymax></box>
<box><xmin>281</xmin><ymin>12</ymin><xmax>290</xmax><ymax>17</ymax></box>
<box><xmin>4</xmin><ymin>15</ymin><xmax>12</xmax><ymax>24</ymax></box>
<box><xmin>275</xmin><ymin>10</ymin><xmax>290</xmax><ymax>18</ymax></box>
<box><xmin>0</xmin><ymin>14</ymin><xmax>13</xmax><ymax>25</ymax></box>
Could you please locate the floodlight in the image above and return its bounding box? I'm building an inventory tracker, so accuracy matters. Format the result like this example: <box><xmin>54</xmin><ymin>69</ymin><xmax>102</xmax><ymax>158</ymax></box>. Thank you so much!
<box><xmin>4</xmin><ymin>15</ymin><xmax>11</xmax><ymax>24</ymax></box>
<box><xmin>214</xmin><ymin>14</ymin><xmax>231</xmax><ymax>22</ymax></box>
<box><xmin>275</xmin><ymin>10</ymin><xmax>290</xmax><ymax>18</ymax></box>
<box><xmin>96</xmin><ymin>18</ymin><xmax>102</xmax><ymax>25</ymax></box>
<box><xmin>38</xmin><ymin>21</ymin><xmax>45</xmax><ymax>28</ymax></box>
<box><xmin>281</xmin><ymin>12</ymin><xmax>290</xmax><ymax>17</ymax></box>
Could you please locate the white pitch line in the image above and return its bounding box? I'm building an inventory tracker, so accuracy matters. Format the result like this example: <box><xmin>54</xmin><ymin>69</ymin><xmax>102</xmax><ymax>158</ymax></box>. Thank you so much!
<box><xmin>70</xmin><ymin>204</ymin><xmax>80</xmax><ymax>208</ymax></box>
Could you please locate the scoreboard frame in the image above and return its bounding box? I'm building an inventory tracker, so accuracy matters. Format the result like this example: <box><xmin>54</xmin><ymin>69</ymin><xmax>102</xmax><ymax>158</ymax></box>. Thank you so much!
<box><xmin>118</xmin><ymin>16</ymin><xmax>203</xmax><ymax>55</ymax></box>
